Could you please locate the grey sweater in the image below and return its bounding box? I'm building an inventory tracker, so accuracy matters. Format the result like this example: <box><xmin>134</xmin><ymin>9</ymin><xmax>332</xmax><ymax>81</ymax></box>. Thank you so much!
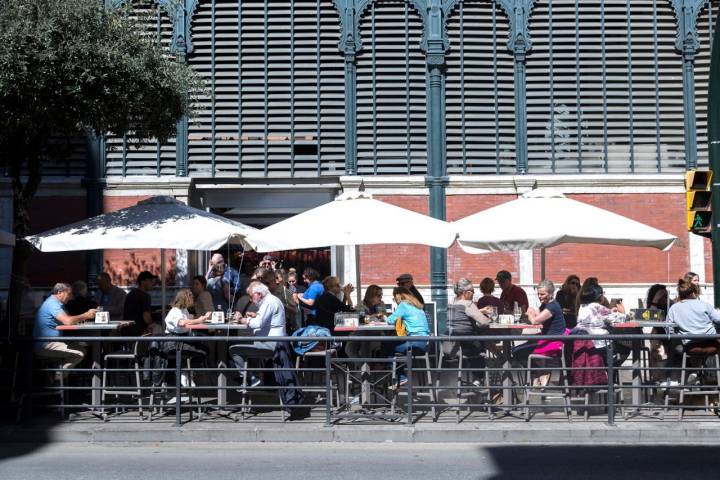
<box><xmin>667</xmin><ymin>298</ymin><xmax>720</xmax><ymax>344</ymax></box>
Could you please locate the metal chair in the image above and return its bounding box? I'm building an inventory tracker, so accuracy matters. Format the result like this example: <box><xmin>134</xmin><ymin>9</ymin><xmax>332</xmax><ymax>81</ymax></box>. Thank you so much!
<box><xmin>295</xmin><ymin>348</ymin><xmax>340</xmax><ymax>408</ymax></box>
<box><xmin>101</xmin><ymin>341</ymin><xmax>144</xmax><ymax>420</ymax></box>
<box><xmin>434</xmin><ymin>343</ymin><xmax>492</xmax><ymax>422</ymax></box>
<box><xmin>523</xmin><ymin>345</ymin><xmax>571</xmax><ymax>421</ymax></box>
<box><xmin>665</xmin><ymin>350</ymin><xmax>720</xmax><ymax>420</ymax></box>
<box><xmin>390</xmin><ymin>347</ymin><xmax>437</xmax><ymax>420</ymax></box>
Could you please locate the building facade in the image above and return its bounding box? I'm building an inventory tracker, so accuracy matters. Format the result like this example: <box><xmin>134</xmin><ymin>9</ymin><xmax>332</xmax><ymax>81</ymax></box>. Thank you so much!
<box><xmin>3</xmin><ymin>0</ymin><xmax>718</xmax><ymax>316</ymax></box>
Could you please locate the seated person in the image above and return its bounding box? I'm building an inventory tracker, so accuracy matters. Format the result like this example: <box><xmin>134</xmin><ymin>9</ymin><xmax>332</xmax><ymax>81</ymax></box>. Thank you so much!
<box><xmin>668</xmin><ymin>276</ymin><xmax>720</xmax><ymax>355</ymax></box>
<box><xmin>229</xmin><ymin>281</ymin><xmax>286</xmax><ymax>388</ymax></box>
<box><xmin>345</xmin><ymin>285</ymin><xmax>385</xmax><ymax>360</ymax></box>
<box><xmin>65</xmin><ymin>280</ymin><xmax>98</xmax><ymax>316</ymax></box>
<box><xmin>33</xmin><ymin>283</ymin><xmax>96</xmax><ymax>380</ymax></box>
<box><xmin>384</xmin><ymin>286</ymin><xmax>430</xmax><ymax>387</ymax></box>
<box><xmin>476</xmin><ymin>277</ymin><xmax>503</xmax><ymax>315</ymax></box>
<box><xmin>162</xmin><ymin>289</ymin><xmax>211</xmax><ymax>389</ymax></box>
<box><xmin>512</xmin><ymin>280</ymin><xmax>566</xmax><ymax>365</ymax></box>
<box><xmin>445</xmin><ymin>278</ymin><xmax>492</xmax><ymax>386</ymax></box>
<box><xmin>313</xmin><ymin>276</ymin><xmax>355</xmax><ymax>331</ymax></box>
<box><xmin>95</xmin><ymin>272</ymin><xmax>126</xmax><ymax>321</ymax></box>
<box><xmin>360</xmin><ymin>284</ymin><xmax>387</xmax><ymax>318</ymax></box>
<box><xmin>190</xmin><ymin>275</ymin><xmax>213</xmax><ymax>318</ymax></box>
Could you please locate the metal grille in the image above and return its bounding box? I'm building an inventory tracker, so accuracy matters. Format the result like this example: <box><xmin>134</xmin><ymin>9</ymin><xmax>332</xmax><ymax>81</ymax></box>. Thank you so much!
<box><xmin>355</xmin><ymin>0</ymin><xmax>428</xmax><ymax>175</ymax></box>
<box><xmin>186</xmin><ymin>0</ymin><xmax>344</xmax><ymax>178</ymax></box>
<box><xmin>445</xmin><ymin>0</ymin><xmax>516</xmax><ymax>175</ymax></box>
<box><xmin>104</xmin><ymin>1</ymin><xmax>177</xmax><ymax>177</ymax></box>
<box><xmin>526</xmin><ymin>0</ymin><xmax>687</xmax><ymax>174</ymax></box>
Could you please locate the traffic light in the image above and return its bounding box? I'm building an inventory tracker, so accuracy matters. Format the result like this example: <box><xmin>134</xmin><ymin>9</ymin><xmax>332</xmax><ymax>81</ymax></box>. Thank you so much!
<box><xmin>685</xmin><ymin>170</ymin><xmax>713</xmax><ymax>238</ymax></box>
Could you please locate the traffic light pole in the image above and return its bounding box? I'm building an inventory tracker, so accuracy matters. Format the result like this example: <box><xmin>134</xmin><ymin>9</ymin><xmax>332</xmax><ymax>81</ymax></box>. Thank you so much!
<box><xmin>708</xmin><ymin>12</ymin><xmax>720</xmax><ymax>307</ymax></box>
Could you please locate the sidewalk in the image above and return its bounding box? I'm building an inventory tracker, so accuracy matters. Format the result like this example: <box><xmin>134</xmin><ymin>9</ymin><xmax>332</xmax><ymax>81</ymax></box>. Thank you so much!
<box><xmin>3</xmin><ymin>419</ymin><xmax>720</xmax><ymax>445</ymax></box>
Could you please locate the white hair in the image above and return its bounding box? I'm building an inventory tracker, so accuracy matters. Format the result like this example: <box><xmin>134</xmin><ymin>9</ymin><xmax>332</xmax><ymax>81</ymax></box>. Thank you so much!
<box><xmin>537</xmin><ymin>279</ymin><xmax>555</xmax><ymax>295</ymax></box>
<box><xmin>453</xmin><ymin>278</ymin><xmax>473</xmax><ymax>295</ymax></box>
<box><xmin>248</xmin><ymin>281</ymin><xmax>270</xmax><ymax>297</ymax></box>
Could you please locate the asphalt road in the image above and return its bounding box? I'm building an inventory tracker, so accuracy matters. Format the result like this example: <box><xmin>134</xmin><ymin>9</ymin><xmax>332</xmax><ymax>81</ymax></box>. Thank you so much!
<box><xmin>1</xmin><ymin>442</ymin><xmax>720</xmax><ymax>480</ymax></box>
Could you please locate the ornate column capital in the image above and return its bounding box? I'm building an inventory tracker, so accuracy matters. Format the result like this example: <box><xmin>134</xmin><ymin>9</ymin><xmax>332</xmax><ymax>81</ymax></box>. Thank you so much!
<box><xmin>671</xmin><ymin>0</ymin><xmax>706</xmax><ymax>56</ymax></box>
<box><xmin>499</xmin><ymin>0</ymin><xmax>535</xmax><ymax>57</ymax></box>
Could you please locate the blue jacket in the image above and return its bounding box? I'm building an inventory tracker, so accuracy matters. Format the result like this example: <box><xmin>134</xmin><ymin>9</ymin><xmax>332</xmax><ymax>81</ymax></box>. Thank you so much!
<box><xmin>387</xmin><ymin>302</ymin><xmax>429</xmax><ymax>336</ymax></box>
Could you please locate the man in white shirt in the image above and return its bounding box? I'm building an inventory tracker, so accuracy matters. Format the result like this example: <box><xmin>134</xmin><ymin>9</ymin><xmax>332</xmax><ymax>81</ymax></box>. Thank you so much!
<box><xmin>229</xmin><ymin>281</ymin><xmax>286</xmax><ymax>388</ymax></box>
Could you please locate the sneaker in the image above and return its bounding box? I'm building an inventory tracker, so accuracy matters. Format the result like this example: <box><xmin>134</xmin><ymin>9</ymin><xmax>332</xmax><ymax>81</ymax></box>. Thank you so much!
<box><xmin>686</xmin><ymin>373</ymin><xmax>699</xmax><ymax>386</ymax></box>
<box><xmin>166</xmin><ymin>396</ymin><xmax>189</xmax><ymax>405</ymax></box>
<box><xmin>472</xmin><ymin>379</ymin><xmax>483</xmax><ymax>388</ymax></box>
<box><xmin>248</xmin><ymin>376</ymin><xmax>262</xmax><ymax>388</ymax></box>
<box><xmin>659</xmin><ymin>380</ymin><xmax>679</xmax><ymax>390</ymax></box>
<box><xmin>349</xmin><ymin>395</ymin><xmax>361</xmax><ymax>406</ymax></box>
<box><xmin>397</xmin><ymin>376</ymin><xmax>409</xmax><ymax>388</ymax></box>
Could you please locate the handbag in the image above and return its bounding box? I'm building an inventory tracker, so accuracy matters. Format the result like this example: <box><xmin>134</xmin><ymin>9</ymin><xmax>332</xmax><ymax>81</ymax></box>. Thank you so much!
<box><xmin>394</xmin><ymin>315</ymin><xmax>407</xmax><ymax>337</ymax></box>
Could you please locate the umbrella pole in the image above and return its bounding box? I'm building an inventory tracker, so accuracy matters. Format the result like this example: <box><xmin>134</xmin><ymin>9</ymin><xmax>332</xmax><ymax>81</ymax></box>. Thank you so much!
<box><xmin>161</xmin><ymin>248</ymin><xmax>166</xmax><ymax>319</ymax></box>
<box><xmin>540</xmin><ymin>247</ymin><xmax>546</xmax><ymax>281</ymax></box>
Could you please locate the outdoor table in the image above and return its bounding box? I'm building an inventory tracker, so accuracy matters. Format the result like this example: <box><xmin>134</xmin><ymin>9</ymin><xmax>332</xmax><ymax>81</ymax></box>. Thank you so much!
<box><xmin>333</xmin><ymin>323</ymin><xmax>396</xmax><ymax>406</ymax></box>
<box><xmin>56</xmin><ymin>320</ymin><xmax>133</xmax><ymax>409</ymax></box>
<box><xmin>185</xmin><ymin>322</ymin><xmax>249</xmax><ymax>408</ymax></box>
<box><xmin>610</xmin><ymin>321</ymin><xmax>677</xmax><ymax>411</ymax></box>
<box><xmin>488</xmin><ymin>323</ymin><xmax>541</xmax><ymax>409</ymax></box>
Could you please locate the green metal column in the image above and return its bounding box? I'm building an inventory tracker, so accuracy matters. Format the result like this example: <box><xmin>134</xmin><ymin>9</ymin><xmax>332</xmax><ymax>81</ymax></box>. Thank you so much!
<box><xmin>336</xmin><ymin>0</ymin><xmax>361</xmax><ymax>175</ymax></box>
<box><xmin>500</xmin><ymin>0</ymin><xmax>534</xmax><ymax>174</ymax></box>
<box><xmin>423</xmin><ymin>0</ymin><xmax>449</xmax><ymax>332</ymax></box>
<box><xmin>707</xmin><ymin>10</ymin><xmax>720</xmax><ymax>307</ymax></box>
<box><xmin>84</xmin><ymin>134</ymin><xmax>105</xmax><ymax>291</ymax></box>
<box><xmin>673</xmin><ymin>0</ymin><xmax>705</xmax><ymax>170</ymax></box>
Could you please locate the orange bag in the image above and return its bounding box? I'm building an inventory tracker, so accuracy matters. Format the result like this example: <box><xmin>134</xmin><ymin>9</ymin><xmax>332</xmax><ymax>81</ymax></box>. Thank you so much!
<box><xmin>394</xmin><ymin>316</ymin><xmax>407</xmax><ymax>337</ymax></box>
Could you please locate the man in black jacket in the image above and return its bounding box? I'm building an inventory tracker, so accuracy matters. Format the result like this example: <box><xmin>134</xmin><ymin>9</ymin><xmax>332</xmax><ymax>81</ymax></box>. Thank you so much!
<box><xmin>396</xmin><ymin>273</ymin><xmax>425</xmax><ymax>307</ymax></box>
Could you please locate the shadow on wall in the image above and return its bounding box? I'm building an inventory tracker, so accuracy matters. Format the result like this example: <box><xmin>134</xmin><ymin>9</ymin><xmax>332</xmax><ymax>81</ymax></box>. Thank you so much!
<box><xmin>104</xmin><ymin>251</ymin><xmax>176</xmax><ymax>287</ymax></box>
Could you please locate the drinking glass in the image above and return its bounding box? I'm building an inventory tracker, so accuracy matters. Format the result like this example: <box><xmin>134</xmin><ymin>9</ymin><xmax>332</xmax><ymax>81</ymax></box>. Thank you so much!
<box><xmin>488</xmin><ymin>306</ymin><xmax>498</xmax><ymax>323</ymax></box>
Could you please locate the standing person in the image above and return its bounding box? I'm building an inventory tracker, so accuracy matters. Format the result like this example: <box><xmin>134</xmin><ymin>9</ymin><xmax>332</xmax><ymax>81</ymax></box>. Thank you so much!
<box><xmin>496</xmin><ymin>270</ymin><xmax>528</xmax><ymax>315</ymax></box>
<box><xmin>314</xmin><ymin>276</ymin><xmax>355</xmax><ymax>331</ymax></box>
<box><xmin>33</xmin><ymin>283</ymin><xmax>96</xmax><ymax>378</ymax></box>
<box><xmin>476</xmin><ymin>277</ymin><xmax>503</xmax><ymax>315</ymax></box>
<box><xmin>384</xmin><ymin>286</ymin><xmax>430</xmax><ymax>387</ymax></box>
<box><xmin>122</xmin><ymin>270</ymin><xmax>157</xmax><ymax>336</ymax></box>
<box><xmin>275</xmin><ymin>269</ymin><xmax>299</xmax><ymax>333</ymax></box>
<box><xmin>206</xmin><ymin>263</ymin><xmax>228</xmax><ymax>314</ymax></box>
<box><xmin>65</xmin><ymin>280</ymin><xmax>98</xmax><ymax>316</ymax></box>
<box><xmin>229</xmin><ymin>281</ymin><xmax>286</xmax><ymax>388</ymax></box>
<box><xmin>512</xmin><ymin>280</ymin><xmax>565</xmax><ymax>365</ymax></box>
<box><xmin>191</xmin><ymin>275</ymin><xmax>213</xmax><ymax>318</ymax></box>
<box><xmin>293</xmin><ymin>267</ymin><xmax>323</xmax><ymax>324</ymax></box>
<box><xmin>396</xmin><ymin>273</ymin><xmax>425</xmax><ymax>307</ymax></box>
<box><xmin>95</xmin><ymin>272</ymin><xmax>126</xmax><ymax>321</ymax></box>
<box><xmin>555</xmin><ymin>275</ymin><xmax>581</xmax><ymax>328</ymax></box>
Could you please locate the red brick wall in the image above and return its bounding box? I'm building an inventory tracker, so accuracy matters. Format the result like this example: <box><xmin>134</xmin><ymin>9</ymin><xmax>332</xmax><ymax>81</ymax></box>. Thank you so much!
<box><xmin>530</xmin><ymin>193</ymin><xmax>688</xmax><ymax>284</ymax></box>
<box><xmin>358</xmin><ymin>192</ymin><xmax>690</xmax><ymax>287</ymax></box>
<box><xmin>102</xmin><ymin>196</ymin><xmax>176</xmax><ymax>287</ymax></box>
<box><xmin>704</xmin><ymin>237</ymin><xmax>714</xmax><ymax>283</ymax></box>
<box><xmin>27</xmin><ymin>196</ymin><xmax>87</xmax><ymax>286</ymax></box>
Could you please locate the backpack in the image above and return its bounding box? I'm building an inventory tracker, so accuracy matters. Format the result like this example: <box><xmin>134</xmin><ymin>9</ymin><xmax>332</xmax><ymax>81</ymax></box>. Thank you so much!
<box><xmin>291</xmin><ymin>325</ymin><xmax>332</xmax><ymax>355</ymax></box>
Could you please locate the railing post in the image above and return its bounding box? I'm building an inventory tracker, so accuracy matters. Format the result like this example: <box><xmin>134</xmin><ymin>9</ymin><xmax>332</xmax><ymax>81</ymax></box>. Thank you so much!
<box><xmin>325</xmin><ymin>346</ymin><xmax>332</xmax><ymax>427</ymax></box>
<box><xmin>406</xmin><ymin>349</ymin><xmax>413</xmax><ymax>425</ymax></box>
<box><xmin>175</xmin><ymin>343</ymin><xmax>182</xmax><ymax>427</ymax></box>
<box><xmin>606</xmin><ymin>340</ymin><xmax>615</xmax><ymax>426</ymax></box>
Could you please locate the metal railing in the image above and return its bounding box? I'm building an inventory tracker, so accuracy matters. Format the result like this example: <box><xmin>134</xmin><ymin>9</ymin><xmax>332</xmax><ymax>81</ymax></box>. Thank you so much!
<box><xmin>4</xmin><ymin>332</ymin><xmax>720</xmax><ymax>426</ymax></box>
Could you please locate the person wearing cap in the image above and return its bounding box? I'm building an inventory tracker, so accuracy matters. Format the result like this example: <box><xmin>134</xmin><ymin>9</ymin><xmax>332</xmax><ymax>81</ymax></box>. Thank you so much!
<box><xmin>396</xmin><ymin>273</ymin><xmax>424</xmax><ymax>307</ymax></box>
<box><xmin>496</xmin><ymin>270</ymin><xmax>528</xmax><ymax>315</ymax></box>
<box><xmin>122</xmin><ymin>270</ymin><xmax>158</xmax><ymax>336</ymax></box>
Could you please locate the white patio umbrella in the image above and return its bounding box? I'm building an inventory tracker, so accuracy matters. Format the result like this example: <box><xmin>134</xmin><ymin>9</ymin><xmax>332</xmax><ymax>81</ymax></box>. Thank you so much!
<box><xmin>454</xmin><ymin>188</ymin><xmax>677</xmax><ymax>278</ymax></box>
<box><xmin>26</xmin><ymin>196</ymin><xmax>261</xmax><ymax>315</ymax></box>
<box><xmin>0</xmin><ymin>229</ymin><xmax>15</xmax><ymax>247</ymax></box>
<box><xmin>245</xmin><ymin>190</ymin><xmax>457</xmax><ymax>304</ymax></box>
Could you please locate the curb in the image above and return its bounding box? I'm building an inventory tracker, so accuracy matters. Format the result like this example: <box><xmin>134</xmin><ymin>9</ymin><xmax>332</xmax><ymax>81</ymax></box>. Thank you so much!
<box><xmin>3</xmin><ymin>422</ymin><xmax>720</xmax><ymax>444</ymax></box>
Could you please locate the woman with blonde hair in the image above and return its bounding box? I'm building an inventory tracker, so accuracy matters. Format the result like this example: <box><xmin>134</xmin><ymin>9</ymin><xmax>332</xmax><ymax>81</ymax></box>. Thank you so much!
<box><xmin>162</xmin><ymin>288</ymin><xmax>212</xmax><ymax>396</ymax></box>
<box><xmin>383</xmin><ymin>286</ymin><xmax>430</xmax><ymax>387</ymax></box>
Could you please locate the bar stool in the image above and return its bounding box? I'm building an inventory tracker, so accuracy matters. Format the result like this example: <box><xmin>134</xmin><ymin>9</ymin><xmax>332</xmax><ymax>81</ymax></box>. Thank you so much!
<box><xmin>390</xmin><ymin>347</ymin><xmax>436</xmax><ymax>420</ymax></box>
<box><xmin>101</xmin><ymin>341</ymin><xmax>144</xmax><ymax>420</ymax></box>
<box><xmin>523</xmin><ymin>346</ymin><xmax>571</xmax><ymax>421</ymax></box>
<box><xmin>434</xmin><ymin>343</ymin><xmax>492</xmax><ymax>422</ymax></box>
<box><xmin>231</xmin><ymin>348</ymin><xmax>277</xmax><ymax>421</ymax></box>
<box><xmin>665</xmin><ymin>349</ymin><xmax>720</xmax><ymax>420</ymax></box>
<box><xmin>295</xmin><ymin>348</ymin><xmax>340</xmax><ymax>407</ymax></box>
